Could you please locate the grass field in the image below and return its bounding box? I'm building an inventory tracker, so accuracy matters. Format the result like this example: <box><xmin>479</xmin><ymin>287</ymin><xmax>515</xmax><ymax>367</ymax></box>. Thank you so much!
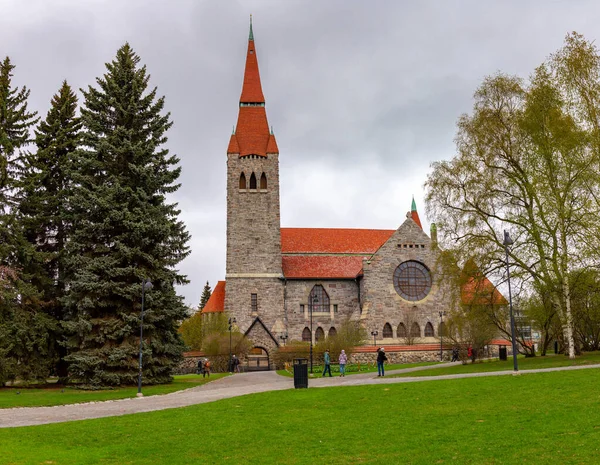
<box><xmin>0</xmin><ymin>373</ymin><xmax>228</xmax><ymax>409</ymax></box>
<box><xmin>2</xmin><ymin>368</ymin><xmax>600</xmax><ymax>464</ymax></box>
<box><xmin>390</xmin><ymin>351</ymin><xmax>600</xmax><ymax>378</ymax></box>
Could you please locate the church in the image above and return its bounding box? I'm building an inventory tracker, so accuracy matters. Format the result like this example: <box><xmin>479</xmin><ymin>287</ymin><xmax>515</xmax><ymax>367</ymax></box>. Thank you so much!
<box><xmin>201</xmin><ymin>21</ymin><xmax>504</xmax><ymax>368</ymax></box>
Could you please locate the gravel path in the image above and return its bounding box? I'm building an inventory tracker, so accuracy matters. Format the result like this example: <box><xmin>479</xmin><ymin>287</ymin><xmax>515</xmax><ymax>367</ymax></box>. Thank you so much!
<box><xmin>2</xmin><ymin>363</ymin><xmax>598</xmax><ymax>428</ymax></box>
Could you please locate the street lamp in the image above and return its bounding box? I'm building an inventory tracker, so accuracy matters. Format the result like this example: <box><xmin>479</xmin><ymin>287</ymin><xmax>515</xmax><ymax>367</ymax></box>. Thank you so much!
<box><xmin>137</xmin><ymin>278</ymin><xmax>153</xmax><ymax>397</ymax></box>
<box><xmin>310</xmin><ymin>294</ymin><xmax>318</xmax><ymax>374</ymax></box>
<box><xmin>228</xmin><ymin>317</ymin><xmax>237</xmax><ymax>373</ymax></box>
<box><xmin>371</xmin><ymin>330</ymin><xmax>378</xmax><ymax>347</ymax></box>
<box><xmin>438</xmin><ymin>311</ymin><xmax>446</xmax><ymax>362</ymax></box>
<box><xmin>503</xmin><ymin>230</ymin><xmax>519</xmax><ymax>373</ymax></box>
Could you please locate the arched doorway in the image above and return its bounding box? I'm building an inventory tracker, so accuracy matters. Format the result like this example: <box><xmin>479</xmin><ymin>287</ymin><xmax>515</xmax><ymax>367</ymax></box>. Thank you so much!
<box><xmin>246</xmin><ymin>347</ymin><xmax>270</xmax><ymax>371</ymax></box>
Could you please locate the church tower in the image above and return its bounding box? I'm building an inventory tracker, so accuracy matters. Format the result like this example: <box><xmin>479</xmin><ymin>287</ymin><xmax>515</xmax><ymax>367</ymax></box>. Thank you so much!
<box><xmin>224</xmin><ymin>19</ymin><xmax>284</xmax><ymax>338</ymax></box>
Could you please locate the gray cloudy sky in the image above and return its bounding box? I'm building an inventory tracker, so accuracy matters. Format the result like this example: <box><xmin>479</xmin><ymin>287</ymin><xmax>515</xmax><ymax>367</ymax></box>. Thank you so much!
<box><xmin>2</xmin><ymin>0</ymin><xmax>599</xmax><ymax>306</ymax></box>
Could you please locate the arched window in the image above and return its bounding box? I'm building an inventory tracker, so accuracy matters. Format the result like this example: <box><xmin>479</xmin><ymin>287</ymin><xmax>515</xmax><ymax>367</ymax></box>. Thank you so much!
<box><xmin>438</xmin><ymin>322</ymin><xmax>447</xmax><ymax>337</ymax></box>
<box><xmin>302</xmin><ymin>327</ymin><xmax>311</xmax><ymax>342</ymax></box>
<box><xmin>309</xmin><ymin>285</ymin><xmax>330</xmax><ymax>313</ymax></box>
<box><xmin>315</xmin><ymin>327</ymin><xmax>325</xmax><ymax>342</ymax></box>
<box><xmin>260</xmin><ymin>172</ymin><xmax>267</xmax><ymax>189</ymax></box>
<box><xmin>239</xmin><ymin>172</ymin><xmax>246</xmax><ymax>189</ymax></box>
<box><xmin>382</xmin><ymin>323</ymin><xmax>393</xmax><ymax>338</ymax></box>
<box><xmin>397</xmin><ymin>323</ymin><xmax>407</xmax><ymax>338</ymax></box>
<box><xmin>249</xmin><ymin>172</ymin><xmax>257</xmax><ymax>189</ymax></box>
<box><xmin>328</xmin><ymin>327</ymin><xmax>337</xmax><ymax>338</ymax></box>
<box><xmin>424</xmin><ymin>322</ymin><xmax>434</xmax><ymax>337</ymax></box>
<box><xmin>410</xmin><ymin>322</ymin><xmax>421</xmax><ymax>337</ymax></box>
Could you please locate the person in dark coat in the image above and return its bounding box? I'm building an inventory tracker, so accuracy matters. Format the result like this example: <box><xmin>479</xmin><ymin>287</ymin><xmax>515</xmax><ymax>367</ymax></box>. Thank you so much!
<box><xmin>322</xmin><ymin>349</ymin><xmax>332</xmax><ymax>377</ymax></box>
<box><xmin>377</xmin><ymin>347</ymin><xmax>388</xmax><ymax>377</ymax></box>
<box><xmin>197</xmin><ymin>359</ymin><xmax>204</xmax><ymax>375</ymax></box>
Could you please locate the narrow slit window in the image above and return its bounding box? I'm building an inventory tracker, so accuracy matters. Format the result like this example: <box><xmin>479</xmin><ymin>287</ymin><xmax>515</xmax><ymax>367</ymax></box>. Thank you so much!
<box><xmin>239</xmin><ymin>172</ymin><xmax>246</xmax><ymax>189</ymax></box>
<box><xmin>249</xmin><ymin>172</ymin><xmax>257</xmax><ymax>189</ymax></box>
<box><xmin>251</xmin><ymin>293</ymin><xmax>257</xmax><ymax>313</ymax></box>
<box><xmin>260</xmin><ymin>172</ymin><xmax>267</xmax><ymax>189</ymax></box>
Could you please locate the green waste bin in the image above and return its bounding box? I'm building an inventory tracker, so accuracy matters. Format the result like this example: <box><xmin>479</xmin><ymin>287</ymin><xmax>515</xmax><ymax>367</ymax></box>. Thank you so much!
<box><xmin>293</xmin><ymin>358</ymin><xmax>308</xmax><ymax>389</ymax></box>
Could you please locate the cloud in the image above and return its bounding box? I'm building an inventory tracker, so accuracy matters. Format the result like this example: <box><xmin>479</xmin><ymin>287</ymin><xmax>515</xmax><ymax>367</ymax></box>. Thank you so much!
<box><xmin>2</xmin><ymin>0</ymin><xmax>600</xmax><ymax>306</ymax></box>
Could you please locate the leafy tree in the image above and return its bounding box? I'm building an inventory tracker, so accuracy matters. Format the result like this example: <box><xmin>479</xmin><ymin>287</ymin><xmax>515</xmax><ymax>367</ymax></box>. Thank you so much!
<box><xmin>17</xmin><ymin>81</ymin><xmax>81</xmax><ymax>381</ymax></box>
<box><xmin>313</xmin><ymin>318</ymin><xmax>367</xmax><ymax>361</ymax></box>
<box><xmin>426</xmin><ymin>32</ymin><xmax>600</xmax><ymax>359</ymax></box>
<box><xmin>199</xmin><ymin>281</ymin><xmax>211</xmax><ymax>310</ymax></box>
<box><xmin>179</xmin><ymin>312</ymin><xmax>203</xmax><ymax>350</ymax></box>
<box><xmin>569</xmin><ymin>269</ymin><xmax>600</xmax><ymax>351</ymax></box>
<box><xmin>63</xmin><ymin>44</ymin><xmax>191</xmax><ymax>386</ymax></box>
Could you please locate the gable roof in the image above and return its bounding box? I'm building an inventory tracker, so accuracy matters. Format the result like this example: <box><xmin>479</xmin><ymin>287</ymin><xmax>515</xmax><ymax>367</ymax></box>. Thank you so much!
<box><xmin>201</xmin><ymin>281</ymin><xmax>226</xmax><ymax>313</ymax></box>
<box><xmin>281</xmin><ymin>228</ymin><xmax>395</xmax><ymax>254</ymax></box>
<box><xmin>244</xmin><ymin>316</ymin><xmax>280</xmax><ymax>347</ymax></box>
<box><xmin>282</xmin><ymin>255</ymin><xmax>365</xmax><ymax>279</ymax></box>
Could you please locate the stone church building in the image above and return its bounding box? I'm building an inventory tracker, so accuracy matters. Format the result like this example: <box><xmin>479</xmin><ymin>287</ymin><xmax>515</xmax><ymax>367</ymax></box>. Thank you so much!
<box><xmin>201</xmin><ymin>22</ymin><xmax>505</xmax><ymax>368</ymax></box>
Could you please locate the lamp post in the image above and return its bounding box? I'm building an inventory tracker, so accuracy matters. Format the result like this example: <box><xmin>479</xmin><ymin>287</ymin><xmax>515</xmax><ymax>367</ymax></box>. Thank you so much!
<box><xmin>279</xmin><ymin>334</ymin><xmax>288</xmax><ymax>346</ymax></box>
<box><xmin>228</xmin><ymin>317</ymin><xmax>237</xmax><ymax>373</ymax></box>
<box><xmin>438</xmin><ymin>311</ymin><xmax>446</xmax><ymax>361</ymax></box>
<box><xmin>137</xmin><ymin>278</ymin><xmax>153</xmax><ymax>397</ymax></box>
<box><xmin>371</xmin><ymin>330</ymin><xmax>378</xmax><ymax>347</ymax></box>
<box><xmin>503</xmin><ymin>230</ymin><xmax>519</xmax><ymax>373</ymax></box>
<box><xmin>310</xmin><ymin>294</ymin><xmax>318</xmax><ymax>374</ymax></box>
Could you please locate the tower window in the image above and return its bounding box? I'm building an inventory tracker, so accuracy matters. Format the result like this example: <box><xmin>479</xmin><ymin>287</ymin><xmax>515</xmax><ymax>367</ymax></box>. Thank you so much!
<box><xmin>249</xmin><ymin>172</ymin><xmax>257</xmax><ymax>189</ymax></box>
<box><xmin>239</xmin><ymin>172</ymin><xmax>247</xmax><ymax>189</ymax></box>
<box><xmin>383</xmin><ymin>323</ymin><xmax>393</xmax><ymax>338</ymax></box>
<box><xmin>260</xmin><ymin>172</ymin><xmax>267</xmax><ymax>189</ymax></box>
<box><xmin>251</xmin><ymin>293</ymin><xmax>257</xmax><ymax>313</ymax></box>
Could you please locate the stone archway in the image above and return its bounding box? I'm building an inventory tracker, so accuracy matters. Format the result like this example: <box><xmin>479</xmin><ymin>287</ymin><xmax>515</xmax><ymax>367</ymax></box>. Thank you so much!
<box><xmin>247</xmin><ymin>346</ymin><xmax>270</xmax><ymax>371</ymax></box>
<box><xmin>244</xmin><ymin>317</ymin><xmax>279</xmax><ymax>370</ymax></box>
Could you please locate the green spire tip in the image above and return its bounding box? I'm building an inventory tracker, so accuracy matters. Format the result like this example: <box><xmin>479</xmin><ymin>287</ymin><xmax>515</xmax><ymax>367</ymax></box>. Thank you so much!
<box><xmin>249</xmin><ymin>14</ymin><xmax>254</xmax><ymax>41</ymax></box>
<box><xmin>411</xmin><ymin>196</ymin><xmax>417</xmax><ymax>212</ymax></box>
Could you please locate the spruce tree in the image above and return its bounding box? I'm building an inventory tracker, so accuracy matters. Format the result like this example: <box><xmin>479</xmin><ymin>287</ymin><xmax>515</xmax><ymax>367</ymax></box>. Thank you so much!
<box><xmin>64</xmin><ymin>44</ymin><xmax>190</xmax><ymax>386</ymax></box>
<box><xmin>199</xmin><ymin>281</ymin><xmax>212</xmax><ymax>310</ymax></box>
<box><xmin>17</xmin><ymin>81</ymin><xmax>81</xmax><ymax>381</ymax></box>
<box><xmin>0</xmin><ymin>57</ymin><xmax>51</xmax><ymax>385</ymax></box>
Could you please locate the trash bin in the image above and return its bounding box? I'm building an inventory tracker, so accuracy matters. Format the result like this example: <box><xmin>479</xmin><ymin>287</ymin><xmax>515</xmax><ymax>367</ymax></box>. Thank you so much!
<box><xmin>293</xmin><ymin>358</ymin><xmax>308</xmax><ymax>389</ymax></box>
<box><xmin>499</xmin><ymin>346</ymin><xmax>507</xmax><ymax>361</ymax></box>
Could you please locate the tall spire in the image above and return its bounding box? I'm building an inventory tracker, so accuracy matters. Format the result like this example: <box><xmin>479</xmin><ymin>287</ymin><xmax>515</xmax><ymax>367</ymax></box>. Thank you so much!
<box><xmin>410</xmin><ymin>196</ymin><xmax>423</xmax><ymax>229</ymax></box>
<box><xmin>230</xmin><ymin>18</ymin><xmax>274</xmax><ymax>157</ymax></box>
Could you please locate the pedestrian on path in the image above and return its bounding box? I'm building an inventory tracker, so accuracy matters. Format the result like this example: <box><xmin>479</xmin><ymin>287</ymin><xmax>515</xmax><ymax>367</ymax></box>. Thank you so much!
<box><xmin>232</xmin><ymin>355</ymin><xmax>241</xmax><ymax>373</ymax></box>
<box><xmin>377</xmin><ymin>347</ymin><xmax>387</xmax><ymax>377</ymax></box>
<box><xmin>203</xmin><ymin>359</ymin><xmax>211</xmax><ymax>378</ymax></box>
<box><xmin>322</xmin><ymin>349</ymin><xmax>332</xmax><ymax>377</ymax></box>
<box><xmin>339</xmin><ymin>349</ymin><xmax>347</xmax><ymax>377</ymax></box>
<box><xmin>197</xmin><ymin>359</ymin><xmax>204</xmax><ymax>375</ymax></box>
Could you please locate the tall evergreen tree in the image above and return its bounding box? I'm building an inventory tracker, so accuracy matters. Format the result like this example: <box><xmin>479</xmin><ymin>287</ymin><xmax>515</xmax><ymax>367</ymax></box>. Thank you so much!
<box><xmin>64</xmin><ymin>44</ymin><xmax>190</xmax><ymax>386</ymax></box>
<box><xmin>17</xmin><ymin>81</ymin><xmax>81</xmax><ymax>381</ymax></box>
<box><xmin>199</xmin><ymin>281</ymin><xmax>212</xmax><ymax>310</ymax></box>
<box><xmin>0</xmin><ymin>57</ymin><xmax>50</xmax><ymax>385</ymax></box>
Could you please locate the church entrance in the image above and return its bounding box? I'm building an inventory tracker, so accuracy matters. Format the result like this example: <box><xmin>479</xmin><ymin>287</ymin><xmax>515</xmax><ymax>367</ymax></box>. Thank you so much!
<box><xmin>246</xmin><ymin>347</ymin><xmax>270</xmax><ymax>371</ymax></box>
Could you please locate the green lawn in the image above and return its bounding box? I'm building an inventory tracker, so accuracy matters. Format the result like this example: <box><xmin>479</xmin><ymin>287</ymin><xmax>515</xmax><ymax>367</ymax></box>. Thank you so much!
<box><xmin>0</xmin><ymin>373</ymin><xmax>228</xmax><ymax>409</ymax></box>
<box><xmin>277</xmin><ymin>361</ymin><xmax>439</xmax><ymax>378</ymax></box>
<box><xmin>390</xmin><ymin>351</ymin><xmax>600</xmax><ymax>378</ymax></box>
<box><xmin>2</xmin><ymin>369</ymin><xmax>600</xmax><ymax>464</ymax></box>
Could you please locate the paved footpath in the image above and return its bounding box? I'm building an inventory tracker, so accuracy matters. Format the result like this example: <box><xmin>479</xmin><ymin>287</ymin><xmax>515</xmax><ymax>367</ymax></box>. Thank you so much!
<box><xmin>1</xmin><ymin>363</ymin><xmax>599</xmax><ymax>428</ymax></box>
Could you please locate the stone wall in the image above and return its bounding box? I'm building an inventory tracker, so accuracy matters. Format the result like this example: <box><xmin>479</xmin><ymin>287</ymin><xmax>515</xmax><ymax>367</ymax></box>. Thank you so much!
<box><xmin>361</xmin><ymin>217</ymin><xmax>453</xmax><ymax>340</ymax></box>
<box><xmin>283</xmin><ymin>279</ymin><xmax>360</xmax><ymax>343</ymax></box>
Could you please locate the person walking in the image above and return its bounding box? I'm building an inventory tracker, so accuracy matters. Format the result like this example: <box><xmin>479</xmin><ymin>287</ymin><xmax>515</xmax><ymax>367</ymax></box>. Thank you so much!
<box><xmin>377</xmin><ymin>347</ymin><xmax>387</xmax><ymax>377</ymax></box>
<box><xmin>197</xmin><ymin>359</ymin><xmax>204</xmax><ymax>375</ymax></box>
<box><xmin>203</xmin><ymin>358</ymin><xmax>211</xmax><ymax>378</ymax></box>
<box><xmin>232</xmin><ymin>354</ymin><xmax>241</xmax><ymax>373</ymax></box>
<box><xmin>338</xmin><ymin>349</ymin><xmax>347</xmax><ymax>377</ymax></box>
<box><xmin>322</xmin><ymin>349</ymin><xmax>332</xmax><ymax>377</ymax></box>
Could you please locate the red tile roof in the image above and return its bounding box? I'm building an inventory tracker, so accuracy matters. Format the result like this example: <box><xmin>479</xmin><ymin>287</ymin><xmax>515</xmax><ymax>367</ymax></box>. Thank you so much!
<box><xmin>266</xmin><ymin>134</ymin><xmax>279</xmax><ymax>154</ymax></box>
<box><xmin>201</xmin><ymin>281</ymin><xmax>226</xmax><ymax>313</ymax></box>
<box><xmin>411</xmin><ymin>210</ymin><xmax>422</xmax><ymax>229</ymax></box>
<box><xmin>235</xmin><ymin>107</ymin><xmax>271</xmax><ymax>157</ymax></box>
<box><xmin>240</xmin><ymin>38</ymin><xmax>264</xmax><ymax>103</ymax></box>
<box><xmin>461</xmin><ymin>276</ymin><xmax>508</xmax><ymax>306</ymax></box>
<box><xmin>281</xmin><ymin>228</ymin><xmax>395</xmax><ymax>254</ymax></box>
<box><xmin>282</xmin><ymin>255</ymin><xmax>365</xmax><ymax>279</ymax></box>
<box><xmin>227</xmin><ymin>134</ymin><xmax>240</xmax><ymax>154</ymax></box>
